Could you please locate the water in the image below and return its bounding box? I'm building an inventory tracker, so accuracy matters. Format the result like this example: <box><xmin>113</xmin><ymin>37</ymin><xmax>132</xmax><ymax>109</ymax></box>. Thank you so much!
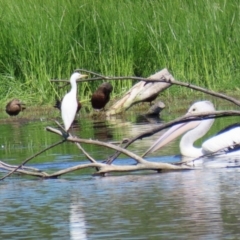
<box><xmin>0</xmin><ymin>108</ymin><xmax>240</xmax><ymax>239</ymax></box>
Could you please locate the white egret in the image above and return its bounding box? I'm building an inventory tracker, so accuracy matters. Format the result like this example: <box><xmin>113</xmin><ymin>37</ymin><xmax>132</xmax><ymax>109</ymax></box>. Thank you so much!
<box><xmin>61</xmin><ymin>72</ymin><xmax>87</xmax><ymax>132</ymax></box>
<box><xmin>144</xmin><ymin>101</ymin><xmax>240</xmax><ymax>158</ymax></box>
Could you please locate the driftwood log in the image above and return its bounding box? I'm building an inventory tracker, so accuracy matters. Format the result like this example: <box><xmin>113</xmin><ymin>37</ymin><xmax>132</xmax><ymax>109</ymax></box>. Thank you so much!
<box><xmin>106</xmin><ymin>68</ymin><xmax>171</xmax><ymax>115</ymax></box>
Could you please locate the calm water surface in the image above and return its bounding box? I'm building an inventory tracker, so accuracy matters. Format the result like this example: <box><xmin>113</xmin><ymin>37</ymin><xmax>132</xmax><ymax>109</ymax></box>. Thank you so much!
<box><xmin>1</xmin><ymin>106</ymin><xmax>240</xmax><ymax>239</ymax></box>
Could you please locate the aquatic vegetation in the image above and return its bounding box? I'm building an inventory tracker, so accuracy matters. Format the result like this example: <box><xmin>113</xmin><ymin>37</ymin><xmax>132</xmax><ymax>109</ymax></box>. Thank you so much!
<box><xmin>0</xmin><ymin>0</ymin><xmax>240</xmax><ymax>106</ymax></box>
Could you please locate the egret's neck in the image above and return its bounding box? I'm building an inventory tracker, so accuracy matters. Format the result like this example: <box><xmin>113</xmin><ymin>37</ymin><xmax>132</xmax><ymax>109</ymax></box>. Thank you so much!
<box><xmin>70</xmin><ymin>79</ymin><xmax>77</xmax><ymax>95</ymax></box>
<box><xmin>180</xmin><ymin>119</ymin><xmax>214</xmax><ymax>158</ymax></box>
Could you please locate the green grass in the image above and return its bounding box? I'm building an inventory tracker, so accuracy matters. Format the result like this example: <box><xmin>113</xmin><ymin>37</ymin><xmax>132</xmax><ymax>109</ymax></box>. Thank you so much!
<box><xmin>0</xmin><ymin>0</ymin><xmax>240</xmax><ymax>107</ymax></box>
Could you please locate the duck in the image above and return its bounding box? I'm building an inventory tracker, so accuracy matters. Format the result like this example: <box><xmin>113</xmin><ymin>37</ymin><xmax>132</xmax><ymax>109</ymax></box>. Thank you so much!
<box><xmin>6</xmin><ymin>99</ymin><xmax>26</xmax><ymax>116</ymax></box>
<box><xmin>91</xmin><ymin>82</ymin><xmax>113</xmax><ymax>110</ymax></box>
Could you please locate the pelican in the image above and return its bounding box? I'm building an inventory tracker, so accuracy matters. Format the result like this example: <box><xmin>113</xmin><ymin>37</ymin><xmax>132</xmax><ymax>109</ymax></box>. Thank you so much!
<box><xmin>144</xmin><ymin>101</ymin><xmax>240</xmax><ymax>158</ymax></box>
<box><xmin>91</xmin><ymin>82</ymin><xmax>113</xmax><ymax>110</ymax></box>
<box><xmin>6</xmin><ymin>99</ymin><xmax>26</xmax><ymax>116</ymax></box>
<box><xmin>61</xmin><ymin>72</ymin><xmax>87</xmax><ymax>132</ymax></box>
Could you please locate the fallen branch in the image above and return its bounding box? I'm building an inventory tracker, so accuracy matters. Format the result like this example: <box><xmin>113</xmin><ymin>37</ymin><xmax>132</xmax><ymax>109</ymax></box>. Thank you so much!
<box><xmin>43</xmin><ymin>161</ymin><xmax>187</xmax><ymax>178</ymax></box>
<box><xmin>74</xmin><ymin>142</ymin><xmax>97</xmax><ymax>163</ymax></box>
<box><xmin>0</xmin><ymin>140</ymin><xmax>66</xmax><ymax>181</ymax></box>
<box><xmin>0</xmin><ymin>164</ymin><xmax>49</xmax><ymax>177</ymax></box>
<box><xmin>0</xmin><ymin>161</ymin><xmax>41</xmax><ymax>172</ymax></box>
<box><xmin>46</xmin><ymin>127</ymin><xmax>149</xmax><ymax>164</ymax></box>
<box><xmin>0</xmin><ymin>127</ymin><xmax>190</xmax><ymax>179</ymax></box>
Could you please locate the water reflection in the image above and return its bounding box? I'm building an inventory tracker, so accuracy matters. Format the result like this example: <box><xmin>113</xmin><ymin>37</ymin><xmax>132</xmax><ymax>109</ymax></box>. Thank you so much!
<box><xmin>135</xmin><ymin>113</ymin><xmax>162</xmax><ymax>125</ymax></box>
<box><xmin>69</xmin><ymin>196</ymin><xmax>87</xmax><ymax>240</ymax></box>
<box><xmin>93</xmin><ymin>120</ymin><xmax>113</xmax><ymax>141</ymax></box>
<box><xmin>1</xmin><ymin>111</ymin><xmax>240</xmax><ymax>239</ymax></box>
<box><xmin>179</xmin><ymin>155</ymin><xmax>240</xmax><ymax>168</ymax></box>
<box><xmin>1</xmin><ymin>163</ymin><xmax>240</xmax><ymax>239</ymax></box>
<box><xmin>175</xmin><ymin>170</ymin><xmax>223</xmax><ymax>239</ymax></box>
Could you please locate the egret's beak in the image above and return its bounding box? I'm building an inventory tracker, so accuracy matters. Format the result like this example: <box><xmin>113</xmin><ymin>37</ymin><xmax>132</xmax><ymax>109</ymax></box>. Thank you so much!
<box><xmin>79</xmin><ymin>74</ymin><xmax>88</xmax><ymax>79</ymax></box>
<box><xmin>143</xmin><ymin>118</ymin><xmax>201</xmax><ymax>156</ymax></box>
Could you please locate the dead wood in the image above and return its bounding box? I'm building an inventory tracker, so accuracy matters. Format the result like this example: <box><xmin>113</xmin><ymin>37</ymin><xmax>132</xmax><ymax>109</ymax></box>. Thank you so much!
<box><xmin>105</xmin><ymin>68</ymin><xmax>172</xmax><ymax>115</ymax></box>
<box><xmin>145</xmin><ymin>101</ymin><xmax>166</xmax><ymax>116</ymax></box>
<box><xmin>0</xmin><ymin>140</ymin><xmax>65</xmax><ymax>180</ymax></box>
<box><xmin>0</xmin><ymin>126</ymin><xmax>189</xmax><ymax>179</ymax></box>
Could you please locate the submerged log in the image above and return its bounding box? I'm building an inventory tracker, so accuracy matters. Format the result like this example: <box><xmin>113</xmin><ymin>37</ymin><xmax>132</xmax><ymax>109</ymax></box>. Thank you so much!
<box><xmin>145</xmin><ymin>101</ymin><xmax>166</xmax><ymax>116</ymax></box>
<box><xmin>106</xmin><ymin>68</ymin><xmax>172</xmax><ymax>116</ymax></box>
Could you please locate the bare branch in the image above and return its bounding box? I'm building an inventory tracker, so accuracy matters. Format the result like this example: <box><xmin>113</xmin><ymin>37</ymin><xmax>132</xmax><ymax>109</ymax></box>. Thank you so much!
<box><xmin>47</xmin><ymin>162</ymin><xmax>104</xmax><ymax>178</ymax></box>
<box><xmin>0</xmin><ymin>161</ymin><xmax>41</xmax><ymax>172</ymax></box>
<box><xmin>74</xmin><ymin>69</ymin><xmax>107</xmax><ymax>78</ymax></box>
<box><xmin>0</xmin><ymin>159</ymin><xmax>188</xmax><ymax>178</ymax></box>
<box><xmin>0</xmin><ymin>163</ymin><xmax>49</xmax><ymax>177</ymax></box>
<box><xmin>95</xmin><ymin>161</ymin><xmax>189</xmax><ymax>174</ymax></box>
<box><xmin>0</xmin><ymin>140</ymin><xmax>65</xmax><ymax>181</ymax></box>
<box><xmin>160</xmin><ymin>77</ymin><xmax>240</xmax><ymax>107</ymax></box>
<box><xmin>0</xmin><ymin>127</ymin><xmax>190</xmax><ymax>179</ymax></box>
<box><xmin>46</xmin><ymin>127</ymin><xmax>148</xmax><ymax>164</ymax></box>
<box><xmin>50</xmin><ymin>77</ymin><xmax>103</xmax><ymax>83</ymax></box>
<box><xmin>50</xmin><ymin>68</ymin><xmax>240</xmax><ymax>108</ymax></box>
<box><xmin>74</xmin><ymin>142</ymin><xmax>97</xmax><ymax>163</ymax></box>
<box><xmin>42</xmin><ymin>160</ymin><xmax>188</xmax><ymax>178</ymax></box>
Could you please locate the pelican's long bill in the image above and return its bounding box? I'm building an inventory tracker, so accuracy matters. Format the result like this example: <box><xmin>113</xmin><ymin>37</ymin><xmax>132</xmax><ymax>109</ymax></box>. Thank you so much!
<box><xmin>143</xmin><ymin>119</ymin><xmax>201</xmax><ymax>156</ymax></box>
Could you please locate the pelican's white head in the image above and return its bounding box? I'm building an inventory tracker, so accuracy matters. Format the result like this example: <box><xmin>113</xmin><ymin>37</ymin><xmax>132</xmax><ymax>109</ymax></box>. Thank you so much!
<box><xmin>186</xmin><ymin>101</ymin><xmax>215</xmax><ymax>116</ymax></box>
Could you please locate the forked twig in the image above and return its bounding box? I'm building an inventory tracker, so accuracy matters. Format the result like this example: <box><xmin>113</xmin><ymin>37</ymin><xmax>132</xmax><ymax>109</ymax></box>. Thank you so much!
<box><xmin>46</xmin><ymin>126</ymin><xmax>148</xmax><ymax>164</ymax></box>
<box><xmin>74</xmin><ymin>142</ymin><xmax>97</xmax><ymax>163</ymax></box>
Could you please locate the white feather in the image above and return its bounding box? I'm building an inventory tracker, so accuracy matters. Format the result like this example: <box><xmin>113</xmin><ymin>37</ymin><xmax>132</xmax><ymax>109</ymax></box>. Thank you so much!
<box><xmin>202</xmin><ymin>127</ymin><xmax>240</xmax><ymax>154</ymax></box>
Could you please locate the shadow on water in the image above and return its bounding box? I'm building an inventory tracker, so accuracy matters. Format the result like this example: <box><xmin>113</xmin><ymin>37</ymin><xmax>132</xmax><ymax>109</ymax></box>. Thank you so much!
<box><xmin>1</xmin><ymin>105</ymin><xmax>240</xmax><ymax>239</ymax></box>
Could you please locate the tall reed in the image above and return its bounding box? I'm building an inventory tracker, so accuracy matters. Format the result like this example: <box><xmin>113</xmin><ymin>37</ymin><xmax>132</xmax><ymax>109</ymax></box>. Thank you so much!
<box><xmin>0</xmin><ymin>0</ymin><xmax>240</xmax><ymax>105</ymax></box>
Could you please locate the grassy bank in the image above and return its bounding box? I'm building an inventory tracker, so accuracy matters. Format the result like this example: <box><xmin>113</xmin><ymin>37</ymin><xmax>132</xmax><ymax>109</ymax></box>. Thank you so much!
<box><xmin>0</xmin><ymin>0</ymin><xmax>240</xmax><ymax>106</ymax></box>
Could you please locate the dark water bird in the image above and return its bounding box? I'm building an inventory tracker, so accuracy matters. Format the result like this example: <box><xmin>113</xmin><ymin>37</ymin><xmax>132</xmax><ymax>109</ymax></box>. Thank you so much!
<box><xmin>5</xmin><ymin>99</ymin><xmax>26</xmax><ymax>116</ymax></box>
<box><xmin>61</xmin><ymin>72</ymin><xmax>87</xmax><ymax>132</ymax></box>
<box><xmin>91</xmin><ymin>82</ymin><xmax>113</xmax><ymax>110</ymax></box>
<box><xmin>54</xmin><ymin>99</ymin><xmax>82</xmax><ymax>113</ymax></box>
